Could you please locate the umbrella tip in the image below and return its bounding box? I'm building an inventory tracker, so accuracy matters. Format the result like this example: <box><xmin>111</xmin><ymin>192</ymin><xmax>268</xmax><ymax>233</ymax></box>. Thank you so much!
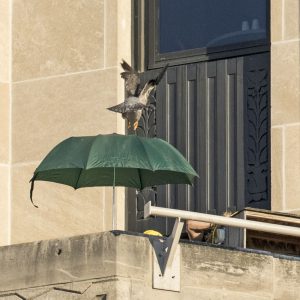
<box><xmin>32</xmin><ymin>202</ymin><xmax>39</xmax><ymax>208</ymax></box>
<box><xmin>30</xmin><ymin>193</ymin><xmax>39</xmax><ymax>208</ymax></box>
<box><xmin>30</xmin><ymin>176</ymin><xmax>39</xmax><ymax>208</ymax></box>
<box><xmin>30</xmin><ymin>194</ymin><xmax>39</xmax><ymax>208</ymax></box>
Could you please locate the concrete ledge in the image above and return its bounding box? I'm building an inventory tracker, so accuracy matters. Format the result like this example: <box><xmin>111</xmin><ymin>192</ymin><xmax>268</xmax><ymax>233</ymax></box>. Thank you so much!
<box><xmin>0</xmin><ymin>231</ymin><xmax>299</xmax><ymax>299</ymax></box>
<box><xmin>0</xmin><ymin>232</ymin><xmax>117</xmax><ymax>291</ymax></box>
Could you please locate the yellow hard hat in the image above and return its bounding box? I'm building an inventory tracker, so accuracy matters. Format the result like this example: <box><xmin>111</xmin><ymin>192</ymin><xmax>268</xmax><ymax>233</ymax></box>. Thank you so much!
<box><xmin>143</xmin><ymin>230</ymin><xmax>163</xmax><ymax>237</ymax></box>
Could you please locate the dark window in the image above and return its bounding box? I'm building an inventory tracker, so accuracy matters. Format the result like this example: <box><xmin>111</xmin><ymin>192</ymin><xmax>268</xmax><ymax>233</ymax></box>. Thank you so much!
<box><xmin>130</xmin><ymin>0</ymin><xmax>271</xmax><ymax>238</ymax></box>
<box><xmin>142</xmin><ymin>0</ymin><xmax>270</xmax><ymax>68</ymax></box>
<box><xmin>159</xmin><ymin>0</ymin><xmax>268</xmax><ymax>54</ymax></box>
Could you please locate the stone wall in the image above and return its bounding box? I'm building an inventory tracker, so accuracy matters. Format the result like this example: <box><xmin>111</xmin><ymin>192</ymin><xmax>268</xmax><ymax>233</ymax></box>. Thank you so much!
<box><xmin>1</xmin><ymin>0</ymin><xmax>299</xmax><ymax>247</ymax></box>
<box><xmin>0</xmin><ymin>231</ymin><xmax>299</xmax><ymax>299</ymax></box>
<box><xmin>271</xmin><ymin>0</ymin><xmax>300</xmax><ymax>213</ymax></box>
<box><xmin>0</xmin><ymin>0</ymin><xmax>131</xmax><ymax>246</ymax></box>
<box><xmin>0</xmin><ymin>0</ymin><xmax>11</xmax><ymax>247</ymax></box>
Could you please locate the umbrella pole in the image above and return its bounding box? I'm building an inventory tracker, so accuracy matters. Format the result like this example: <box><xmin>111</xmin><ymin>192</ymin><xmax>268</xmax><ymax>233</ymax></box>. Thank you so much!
<box><xmin>112</xmin><ymin>167</ymin><xmax>116</xmax><ymax>230</ymax></box>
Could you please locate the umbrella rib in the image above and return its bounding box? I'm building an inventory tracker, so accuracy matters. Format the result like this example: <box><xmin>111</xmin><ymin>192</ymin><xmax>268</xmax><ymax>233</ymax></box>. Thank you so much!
<box><xmin>137</xmin><ymin>168</ymin><xmax>143</xmax><ymax>190</ymax></box>
<box><xmin>74</xmin><ymin>168</ymin><xmax>83</xmax><ymax>189</ymax></box>
<box><xmin>137</xmin><ymin>137</ymin><xmax>154</xmax><ymax>171</ymax></box>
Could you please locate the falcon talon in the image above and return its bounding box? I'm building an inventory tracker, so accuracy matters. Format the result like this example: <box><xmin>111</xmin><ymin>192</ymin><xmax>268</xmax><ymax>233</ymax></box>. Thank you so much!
<box><xmin>133</xmin><ymin>121</ymin><xmax>139</xmax><ymax>130</ymax></box>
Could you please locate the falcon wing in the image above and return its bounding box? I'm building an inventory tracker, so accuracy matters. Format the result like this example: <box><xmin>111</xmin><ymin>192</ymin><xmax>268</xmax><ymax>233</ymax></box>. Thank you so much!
<box><xmin>139</xmin><ymin>82</ymin><xmax>156</xmax><ymax>105</ymax></box>
<box><xmin>120</xmin><ymin>59</ymin><xmax>140</xmax><ymax>97</ymax></box>
<box><xmin>107</xmin><ymin>102</ymin><xmax>146</xmax><ymax>114</ymax></box>
<box><xmin>154</xmin><ymin>63</ymin><xmax>169</xmax><ymax>86</ymax></box>
<box><xmin>139</xmin><ymin>64</ymin><xmax>169</xmax><ymax>105</ymax></box>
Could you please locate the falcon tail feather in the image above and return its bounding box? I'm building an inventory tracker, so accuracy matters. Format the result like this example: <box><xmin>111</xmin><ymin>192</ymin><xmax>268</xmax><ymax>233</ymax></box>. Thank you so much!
<box><xmin>121</xmin><ymin>59</ymin><xmax>134</xmax><ymax>72</ymax></box>
<box><xmin>154</xmin><ymin>63</ymin><xmax>169</xmax><ymax>85</ymax></box>
<box><xmin>107</xmin><ymin>102</ymin><xmax>146</xmax><ymax>113</ymax></box>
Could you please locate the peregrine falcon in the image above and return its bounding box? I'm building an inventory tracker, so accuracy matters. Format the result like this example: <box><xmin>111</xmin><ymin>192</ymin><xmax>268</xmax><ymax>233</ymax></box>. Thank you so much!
<box><xmin>107</xmin><ymin>60</ymin><xmax>168</xmax><ymax>130</ymax></box>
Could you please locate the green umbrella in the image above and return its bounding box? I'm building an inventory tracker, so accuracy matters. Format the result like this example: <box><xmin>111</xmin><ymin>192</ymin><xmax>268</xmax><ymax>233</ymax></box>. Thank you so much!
<box><xmin>30</xmin><ymin>133</ymin><xmax>198</xmax><ymax>228</ymax></box>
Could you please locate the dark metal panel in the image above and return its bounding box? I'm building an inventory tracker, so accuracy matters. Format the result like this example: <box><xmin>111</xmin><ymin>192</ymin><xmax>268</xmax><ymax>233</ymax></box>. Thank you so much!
<box><xmin>154</xmin><ymin>68</ymin><xmax>171</xmax><ymax>233</ymax></box>
<box><xmin>165</xmin><ymin>67</ymin><xmax>178</xmax><ymax>232</ymax></box>
<box><xmin>127</xmin><ymin>68</ymin><xmax>165</xmax><ymax>233</ymax></box>
<box><xmin>236</xmin><ymin>57</ymin><xmax>246</xmax><ymax>211</ymax></box>
<box><xmin>156</xmin><ymin>66</ymin><xmax>182</xmax><ymax>233</ymax></box>
<box><xmin>175</xmin><ymin>66</ymin><xmax>189</xmax><ymax>212</ymax></box>
<box><xmin>225</xmin><ymin>59</ymin><xmax>238</xmax><ymax>213</ymax></box>
<box><xmin>186</xmin><ymin>64</ymin><xmax>197</xmax><ymax>212</ymax></box>
<box><xmin>243</xmin><ymin>53</ymin><xmax>270</xmax><ymax>210</ymax></box>
<box><xmin>226</xmin><ymin>57</ymin><xmax>247</xmax><ymax>247</ymax></box>
<box><xmin>128</xmin><ymin>53</ymin><xmax>270</xmax><ymax>236</ymax></box>
<box><xmin>206</xmin><ymin>61</ymin><xmax>217</xmax><ymax>214</ymax></box>
<box><xmin>216</xmin><ymin>60</ymin><xmax>226</xmax><ymax>214</ymax></box>
<box><xmin>198</xmin><ymin>62</ymin><xmax>208</xmax><ymax>214</ymax></box>
<box><xmin>130</xmin><ymin>0</ymin><xmax>271</xmax><ymax>236</ymax></box>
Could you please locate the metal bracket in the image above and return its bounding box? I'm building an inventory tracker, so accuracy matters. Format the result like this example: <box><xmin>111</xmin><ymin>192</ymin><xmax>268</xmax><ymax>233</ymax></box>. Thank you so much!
<box><xmin>152</xmin><ymin>217</ymin><xmax>183</xmax><ymax>275</ymax></box>
<box><xmin>150</xmin><ymin>217</ymin><xmax>184</xmax><ymax>291</ymax></box>
<box><xmin>145</xmin><ymin>202</ymin><xmax>184</xmax><ymax>276</ymax></box>
<box><xmin>145</xmin><ymin>201</ymin><xmax>183</xmax><ymax>291</ymax></box>
<box><xmin>152</xmin><ymin>242</ymin><xmax>181</xmax><ymax>291</ymax></box>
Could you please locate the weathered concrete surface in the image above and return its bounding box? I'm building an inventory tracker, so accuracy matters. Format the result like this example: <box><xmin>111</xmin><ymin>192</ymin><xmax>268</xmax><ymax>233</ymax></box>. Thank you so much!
<box><xmin>0</xmin><ymin>232</ymin><xmax>117</xmax><ymax>291</ymax></box>
<box><xmin>0</xmin><ymin>231</ymin><xmax>299</xmax><ymax>299</ymax></box>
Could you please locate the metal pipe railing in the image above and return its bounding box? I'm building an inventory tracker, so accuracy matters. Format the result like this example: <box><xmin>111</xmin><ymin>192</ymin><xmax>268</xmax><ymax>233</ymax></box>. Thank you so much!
<box><xmin>144</xmin><ymin>202</ymin><xmax>300</xmax><ymax>238</ymax></box>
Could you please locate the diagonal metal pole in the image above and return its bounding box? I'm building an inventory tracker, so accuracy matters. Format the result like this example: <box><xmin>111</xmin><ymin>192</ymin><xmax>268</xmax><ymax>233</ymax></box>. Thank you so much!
<box><xmin>144</xmin><ymin>202</ymin><xmax>300</xmax><ymax>237</ymax></box>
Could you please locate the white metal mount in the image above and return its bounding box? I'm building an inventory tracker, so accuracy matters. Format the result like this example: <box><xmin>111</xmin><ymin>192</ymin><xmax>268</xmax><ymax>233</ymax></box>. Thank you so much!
<box><xmin>145</xmin><ymin>202</ymin><xmax>184</xmax><ymax>291</ymax></box>
<box><xmin>151</xmin><ymin>217</ymin><xmax>184</xmax><ymax>276</ymax></box>
<box><xmin>144</xmin><ymin>200</ymin><xmax>300</xmax><ymax>290</ymax></box>
<box><xmin>151</xmin><ymin>217</ymin><xmax>183</xmax><ymax>291</ymax></box>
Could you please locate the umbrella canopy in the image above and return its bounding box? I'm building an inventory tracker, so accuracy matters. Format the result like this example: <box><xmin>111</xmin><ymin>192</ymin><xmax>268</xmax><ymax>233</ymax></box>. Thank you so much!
<box><xmin>30</xmin><ymin>133</ymin><xmax>198</xmax><ymax>202</ymax></box>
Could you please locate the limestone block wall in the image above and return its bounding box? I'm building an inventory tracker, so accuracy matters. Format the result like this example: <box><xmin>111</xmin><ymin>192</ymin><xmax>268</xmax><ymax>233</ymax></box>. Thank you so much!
<box><xmin>0</xmin><ymin>0</ymin><xmax>131</xmax><ymax>246</ymax></box>
<box><xmin>0</xmin><ymin>0</ymin><xmax>10</xmax><ymax>248</ymax></box>
<box><xmin>271</xmin><ymin>0</ymin><xmax>300</xmax><ymax>214</ymax></box>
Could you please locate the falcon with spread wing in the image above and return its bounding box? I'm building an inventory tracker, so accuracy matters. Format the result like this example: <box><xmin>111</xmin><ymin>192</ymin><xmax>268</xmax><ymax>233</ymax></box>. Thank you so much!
<box><xmin>107</xmin><ymin>60</ymin><xmax>168</xmax><ymax>130</ymax></box>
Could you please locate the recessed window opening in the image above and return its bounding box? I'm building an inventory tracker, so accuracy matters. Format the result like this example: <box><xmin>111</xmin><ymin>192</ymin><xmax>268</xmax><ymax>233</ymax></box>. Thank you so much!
<box><xmin>159</xmin><ymin>0</ymin><xmax>268</xmax><ymax>54</ymax></box>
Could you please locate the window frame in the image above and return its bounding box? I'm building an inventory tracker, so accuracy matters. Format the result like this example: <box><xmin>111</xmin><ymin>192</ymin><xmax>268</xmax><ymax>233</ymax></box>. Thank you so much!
<box><xmin>134</xmin><ymin>0</ymin><xmax>270</xmax><ymax>70</ymax></box>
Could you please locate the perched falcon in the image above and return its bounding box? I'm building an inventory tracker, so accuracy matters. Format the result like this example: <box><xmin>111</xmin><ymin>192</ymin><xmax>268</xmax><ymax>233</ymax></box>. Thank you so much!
<box><xmin>107</xmin><ymin>60</ymin><xmax>168</xmax><ymax>130</ymax></box>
